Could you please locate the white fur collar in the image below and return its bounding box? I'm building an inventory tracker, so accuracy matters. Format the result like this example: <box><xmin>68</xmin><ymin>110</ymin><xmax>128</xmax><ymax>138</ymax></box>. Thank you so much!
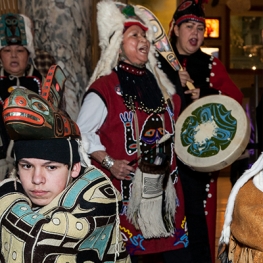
<box><xmin>253</xmin><ymin>171</ymin><xmax>263</xmax><ymax>192</ymax></box>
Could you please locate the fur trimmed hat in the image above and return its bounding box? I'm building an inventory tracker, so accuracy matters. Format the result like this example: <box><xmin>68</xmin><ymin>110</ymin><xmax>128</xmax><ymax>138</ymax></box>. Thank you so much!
<box><xmin>0</xmin><ymin>13</ymin><xmax>35</xmax><ymax>59</ymax></box>
<box><xmin>87</xmin><ymin>0</ymin><xmax>175</xmax><ymax>96</ymax></box>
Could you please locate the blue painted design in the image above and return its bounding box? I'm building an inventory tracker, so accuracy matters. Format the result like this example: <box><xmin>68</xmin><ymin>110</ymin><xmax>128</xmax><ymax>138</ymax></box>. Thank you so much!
<box><xmin>120</xmin><ymin>204</ymin><xmax>128</xmax><ymax>216</ymax></box>
<box><xmin>130</xmin><ymin>234</ymin><xmax>145</xmax><ymax>251</ymax></box>
<box><xmin>181</xmin><ymin>103</ymin><xmax>237</xmax><ymax>157</ymax></box>
<box><xmin>176</xmin><ymin>196</ymin><xmax>180</xmax><ymax>207</ymax></box>
<box><xmin>11</xmin><ymin>203</ymin><xmax>45</xmax><ymax>226</ymax></box>
<box><xmin>119</xmin><ymin>111</ymin><xmax>133</xmax><ymax>125</ymax></box>
<box><xmin>119</xmin><ymin>111</ymin><xmax>137</xmax><ymax>156</ymax></box>
<box><xmin>79</xmin><ymin>223</ymin><xmax>114</xmax><ymax>260</ymax></box>
<box><xmin>125</xmin><ymin>242</ymin><xmax>145</xmax><ymax>255</ymax></box>
<box><xmin>166</xmin><ymin>105</ymin><xmax>174</xmax><ymax>118</ymax></box>
<box><xmin>174</xmin><ymin>233</ymin><xmax>189</xmax><ymax>247</ymax></box>
<box><xmin>62</xmin><ymin>169</ymin><xmax>104</xmax><ymax>208</ymax></box>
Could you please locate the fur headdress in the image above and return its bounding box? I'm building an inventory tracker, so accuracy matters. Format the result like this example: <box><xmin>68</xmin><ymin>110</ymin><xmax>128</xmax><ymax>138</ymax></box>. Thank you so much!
<box><xmin>0</xmin><ymin>13</ymin><xmax>35</xmax><ymax>59</ymax></box>
<box><xmin>87</xmin><ymin>0</ymin><xmax>175</xmax><ymax>96</ymax></box>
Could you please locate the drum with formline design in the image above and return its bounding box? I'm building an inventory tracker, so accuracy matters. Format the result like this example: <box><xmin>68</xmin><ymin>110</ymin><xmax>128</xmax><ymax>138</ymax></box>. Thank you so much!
<box><xmin>174</xmin><ymin>95</ymin><xmax>251</xmax><ymax>172</ymax></box>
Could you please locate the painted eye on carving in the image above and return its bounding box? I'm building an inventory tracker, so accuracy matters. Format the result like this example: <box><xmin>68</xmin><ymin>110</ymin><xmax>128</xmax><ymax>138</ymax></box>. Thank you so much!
<box><xmin>15</xmin><ymin>96</ymin><xmax>27</xmax><ymax>106</ymax></box>
<box><xmin>32</xmin><ymin>100</ymin><xmax>49</xmax><ymax>115</ymax></box>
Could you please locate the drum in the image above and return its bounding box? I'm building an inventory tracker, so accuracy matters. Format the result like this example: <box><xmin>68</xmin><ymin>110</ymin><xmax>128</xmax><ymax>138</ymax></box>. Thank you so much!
<box><xmin>174</xmin><ymin>95</ymin><xmax>251</xmax><ymax>172</ymax></box>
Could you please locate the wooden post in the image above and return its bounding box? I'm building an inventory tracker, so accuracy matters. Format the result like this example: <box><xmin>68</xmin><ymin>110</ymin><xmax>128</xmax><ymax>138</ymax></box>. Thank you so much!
<box><xmin>0</xmin><ymin>0</ymin><xmax>18</xmax><ymax>14</ymax></box>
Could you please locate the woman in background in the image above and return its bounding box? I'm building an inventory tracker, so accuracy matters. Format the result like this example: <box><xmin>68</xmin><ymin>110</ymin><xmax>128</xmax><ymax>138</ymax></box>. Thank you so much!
<box><xmin>157</xmin><ymin>0</ymin><xmax>243</xmax><ymax>262</ymax></box>
<box><xmin>0</xmin><ymin>13</ymin><xmax>43</xmax><ymax>180</ymax></box>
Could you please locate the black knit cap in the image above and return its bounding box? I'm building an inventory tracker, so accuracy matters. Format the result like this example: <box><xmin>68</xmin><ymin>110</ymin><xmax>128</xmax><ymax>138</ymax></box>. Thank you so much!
<box><xmin>14</xmin><ymin>139</ymin><xmax>80</xmax><ymax>164</ymax></box>
<box><xmin>3</xmin><ymin>65</ymin><xmax>81</xmax><ymax>165</ymax></box>
<box><xmin>173</xmin><ymin>0</ymin><xmax>206</xmax><ymax>26</ymax></box>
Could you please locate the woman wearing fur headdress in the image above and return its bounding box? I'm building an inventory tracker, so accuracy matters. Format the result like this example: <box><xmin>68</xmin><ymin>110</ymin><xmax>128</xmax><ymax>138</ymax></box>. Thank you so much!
<box><xmin>77</xmin><ymin>1</ymin><xmax>191</xmax><ymax>262</ymax></box>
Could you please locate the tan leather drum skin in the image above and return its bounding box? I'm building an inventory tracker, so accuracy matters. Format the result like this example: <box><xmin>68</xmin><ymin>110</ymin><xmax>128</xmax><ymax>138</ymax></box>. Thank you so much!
<box><xmin>174</xmin><ymin>95</ymin><xmax>251</xmax><ymax>172</ymax></box>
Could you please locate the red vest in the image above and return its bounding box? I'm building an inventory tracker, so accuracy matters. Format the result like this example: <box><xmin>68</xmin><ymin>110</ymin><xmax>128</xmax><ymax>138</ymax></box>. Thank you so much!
<box><xmin>89</xmin><ymin>71</ymin><xmax>188</xmax><ymax>255</ymax></box>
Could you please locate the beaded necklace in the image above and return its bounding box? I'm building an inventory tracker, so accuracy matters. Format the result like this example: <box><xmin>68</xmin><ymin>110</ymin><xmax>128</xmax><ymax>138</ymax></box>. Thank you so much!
<box><xmin>115</xmin><ymin>61</ymin><xmax>166</xmax><ymax>114</ymax></box>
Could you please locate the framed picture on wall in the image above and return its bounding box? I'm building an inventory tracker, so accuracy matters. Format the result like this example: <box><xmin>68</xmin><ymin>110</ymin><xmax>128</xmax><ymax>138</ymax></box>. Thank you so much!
<box><xmin>204</xmin><ymin>18</ymin><xmax>221</xmax><ymax>39</ymax></box>
<box><xmin>201</xmin><ymin>46</ymin><xmax>221</xmax><ymax>59</ymax></box>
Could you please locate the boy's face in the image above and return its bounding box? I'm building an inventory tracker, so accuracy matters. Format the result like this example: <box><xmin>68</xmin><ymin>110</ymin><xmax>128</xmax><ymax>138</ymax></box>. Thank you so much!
<box><xmin>18</xmin><ymin>158</ymin><xmax>80</xmax><ymax>206</ymax></box>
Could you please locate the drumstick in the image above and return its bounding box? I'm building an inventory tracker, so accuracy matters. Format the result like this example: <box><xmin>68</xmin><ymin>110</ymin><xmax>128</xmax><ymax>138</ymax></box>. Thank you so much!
<box><xmin>137</xmin><ymin>5</ymin><xmax>195</xmax><ymax>90</ymax></box>
<box><xmin>180</xmin><ymin>71</ymin><xmax>195</xmax><ymax>90</ymax></box>
<box><xmin>128</xmin><ymin>133</ymin><xmax>171</xmax><ymax>166</ymax></box>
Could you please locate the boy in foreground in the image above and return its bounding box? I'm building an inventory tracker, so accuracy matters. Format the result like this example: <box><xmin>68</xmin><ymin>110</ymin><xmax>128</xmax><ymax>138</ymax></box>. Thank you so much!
<box><xmin>0</xmin><ymin>79</ymin><xmax>130</xmax><ymax>262</ymax></box>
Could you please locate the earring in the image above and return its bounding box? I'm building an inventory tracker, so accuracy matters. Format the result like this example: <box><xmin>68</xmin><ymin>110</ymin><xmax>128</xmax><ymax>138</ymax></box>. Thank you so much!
<box><xmin>119</xmin><ymin>54</ymin><xmax>126</xmax><ymax>62</ymax></box>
